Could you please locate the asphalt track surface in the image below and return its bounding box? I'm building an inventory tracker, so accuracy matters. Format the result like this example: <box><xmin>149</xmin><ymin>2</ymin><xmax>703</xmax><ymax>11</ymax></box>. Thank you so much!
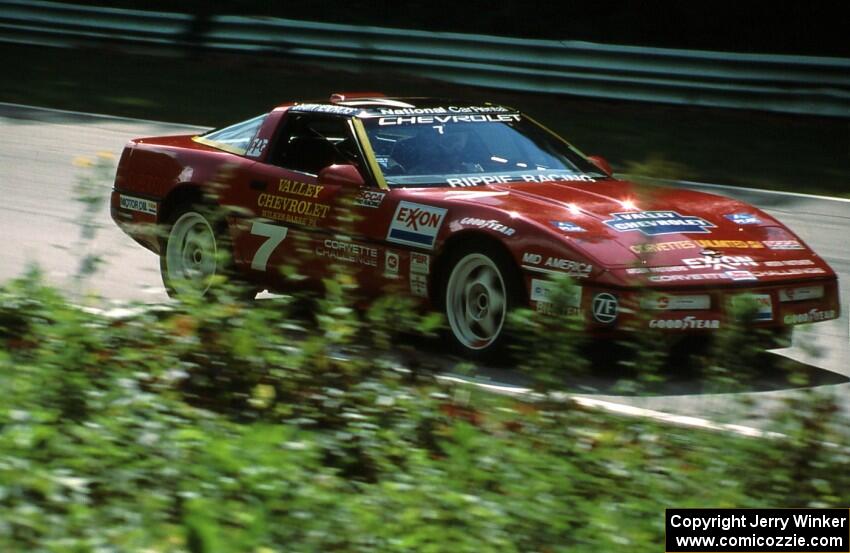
<box><xmin>1</xmin><ymin>103</ymin><xmax>848</xmax><ymax>429</ymax></box>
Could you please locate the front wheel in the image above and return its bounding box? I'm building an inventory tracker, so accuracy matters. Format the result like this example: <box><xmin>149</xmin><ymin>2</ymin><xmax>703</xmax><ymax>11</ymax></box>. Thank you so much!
<box><xmin>443</xmin><ymin>245</ymin><xmax>523</xmax><ymax>358</ymax></box>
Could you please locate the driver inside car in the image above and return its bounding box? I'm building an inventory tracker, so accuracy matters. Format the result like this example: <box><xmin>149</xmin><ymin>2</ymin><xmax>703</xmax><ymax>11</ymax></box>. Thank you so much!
<box><xmin>406</xmin><ymin>125</ymin><xmax>484</xmax><ymax>174</ymax></box>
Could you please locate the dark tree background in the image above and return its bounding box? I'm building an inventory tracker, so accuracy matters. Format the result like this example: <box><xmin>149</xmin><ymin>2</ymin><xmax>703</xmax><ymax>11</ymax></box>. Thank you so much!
<box><xmin>71</xmin><ymin>0</ymin><xmax>848</xmax><ymax>56</ymax></box>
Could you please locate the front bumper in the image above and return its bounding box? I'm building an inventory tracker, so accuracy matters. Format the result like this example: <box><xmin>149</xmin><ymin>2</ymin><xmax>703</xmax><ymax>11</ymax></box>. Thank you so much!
<box><xmin>527</xmin><ymin>275</ymin><xmax>840</xmax><ymax>333</ymax></box>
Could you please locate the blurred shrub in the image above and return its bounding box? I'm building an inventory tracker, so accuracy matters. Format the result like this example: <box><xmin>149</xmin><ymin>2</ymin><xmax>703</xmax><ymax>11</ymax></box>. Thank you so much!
<box><xmin>2</xmin><ymin>268</ymin><xmax>849</xmax><ymax>552</ymax></box>
<box><xmin>1</xmin><ymin>160</ymin><xmax>847</xmax><ymax>551</ymax></box>
<box><xmin>622</xmin><ymin>154</ymin><xmax>696</xmax><ymax>184</ymax></box>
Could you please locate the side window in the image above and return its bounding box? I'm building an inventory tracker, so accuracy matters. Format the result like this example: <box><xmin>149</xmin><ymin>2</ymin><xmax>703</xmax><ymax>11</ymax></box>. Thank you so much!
<box><xmin>200</xmin><ymin>114</ymin><xmax>267</xmax><ymax>155</ymax></box>
<box><xmin>270</xmin><ymin>114</ymin><xmax>365</xmax><ymax>176</ymax></box>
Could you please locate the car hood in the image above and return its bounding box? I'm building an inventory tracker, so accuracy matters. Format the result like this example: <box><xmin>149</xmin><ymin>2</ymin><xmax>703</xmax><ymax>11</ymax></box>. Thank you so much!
<box><xmin>428</xmin><ymin>178</ymin><xmax>831</xmax><ymax>276</ymax></box>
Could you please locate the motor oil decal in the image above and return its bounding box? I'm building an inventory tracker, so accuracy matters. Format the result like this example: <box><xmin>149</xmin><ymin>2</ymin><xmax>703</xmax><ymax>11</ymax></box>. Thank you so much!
<box><xmin>119</xmin><ymin>194</ymin><xmax>157</xmax><ymax>215</ymax></box>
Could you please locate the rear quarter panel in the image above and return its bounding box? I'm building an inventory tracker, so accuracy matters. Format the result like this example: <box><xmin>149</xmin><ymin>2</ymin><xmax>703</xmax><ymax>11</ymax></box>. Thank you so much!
<box><xmin>111</xmin><ymin>135</ymin><xmax>255</xmax><ymax>254</ymax></box>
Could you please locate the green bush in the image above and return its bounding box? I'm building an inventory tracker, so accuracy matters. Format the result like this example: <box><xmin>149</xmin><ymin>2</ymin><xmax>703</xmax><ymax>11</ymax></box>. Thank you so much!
<box><xmin>1</xmin><ymin>159</ymin><xmax>847</xmax><ymax>551</ymax></box>
<box><xmin>2</xmin><ymin>269</ymin><xmax>849</xmax><ymax>552</ymax></box>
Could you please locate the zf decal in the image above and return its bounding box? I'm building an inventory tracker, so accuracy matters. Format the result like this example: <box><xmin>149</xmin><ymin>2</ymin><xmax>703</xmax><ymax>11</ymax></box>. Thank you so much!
<box><xmin>387</xmin><ymin>201</ymin><xmax>447</xmax><ymax>249</ymax></box>
<box><xmin>591</xmin><ymin>292</ymin><xmax>618</xmax><ymax>324</ymax></box>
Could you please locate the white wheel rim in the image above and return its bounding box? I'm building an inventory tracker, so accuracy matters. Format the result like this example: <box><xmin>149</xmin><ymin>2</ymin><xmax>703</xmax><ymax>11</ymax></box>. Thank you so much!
<box><xmin>165</xmin><ymin>211</ymin><xmax>217</xmax><ymax>296</ymax></box>
<box><xmin>446</xmin><ymin>253</ymin><xmax>507</xmax><ymax>350</ymax></box>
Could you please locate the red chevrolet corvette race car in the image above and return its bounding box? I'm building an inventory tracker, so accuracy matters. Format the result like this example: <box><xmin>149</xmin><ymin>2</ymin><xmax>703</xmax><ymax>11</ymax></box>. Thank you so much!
<box><xmin>111</xmin><ymin>93</ymin><xmax>840</xmax><ymax>356</ymax></box>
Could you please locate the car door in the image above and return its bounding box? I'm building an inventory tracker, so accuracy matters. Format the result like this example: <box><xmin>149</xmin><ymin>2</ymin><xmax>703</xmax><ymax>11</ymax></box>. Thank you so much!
<box><xmin>231</xmin><ymin>111</ymin><xmax>389</xmax><ymax>292</ymax></box>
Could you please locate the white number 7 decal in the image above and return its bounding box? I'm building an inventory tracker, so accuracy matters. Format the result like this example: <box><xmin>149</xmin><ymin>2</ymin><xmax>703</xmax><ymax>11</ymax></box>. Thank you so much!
<box><xmin>250</xmin><ymin>221</ymin><xmax>288</xmax><ymax>271</ymax></box>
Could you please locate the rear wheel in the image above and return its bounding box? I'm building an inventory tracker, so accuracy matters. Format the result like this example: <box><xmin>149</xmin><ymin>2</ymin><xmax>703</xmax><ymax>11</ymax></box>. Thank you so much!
<box><xmin>160</xmin><ymin>205</ymin><xmax>255</xmax><ymax>300</ymax></box>
<box><xmin>443</xmin><ymin>244</ymin><xmax>523</xmax><ymax>358</ymax></box>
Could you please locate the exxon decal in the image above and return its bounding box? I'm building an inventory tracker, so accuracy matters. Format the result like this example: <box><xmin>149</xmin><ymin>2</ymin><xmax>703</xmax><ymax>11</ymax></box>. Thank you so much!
<box><xmin>387</xmin><ymin>201</ymin><xmax>447</xmax><ymax>249</ymax></box>
<box><xmin>604</xmin><ymin>211</ymin><xmax>715</xmax><ymax>236</ymax></box>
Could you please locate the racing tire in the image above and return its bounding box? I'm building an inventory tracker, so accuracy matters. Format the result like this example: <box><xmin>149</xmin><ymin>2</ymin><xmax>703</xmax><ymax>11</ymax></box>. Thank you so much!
<box><xmin>160</xmin><ymin>204</ymin><xmax>255</xmax><ymax>301</ymax></box>
<box><xmin>442</xmin><ymin>243</ymin><xmax>524</xmax><ymax>359</ymax></box>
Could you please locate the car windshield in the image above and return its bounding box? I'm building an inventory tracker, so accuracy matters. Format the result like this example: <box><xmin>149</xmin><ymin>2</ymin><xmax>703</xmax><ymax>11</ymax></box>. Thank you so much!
<box><xmin>361</xmin><ymin>111</ymin><xmax>606</xmax><ymax>188</ymax></box>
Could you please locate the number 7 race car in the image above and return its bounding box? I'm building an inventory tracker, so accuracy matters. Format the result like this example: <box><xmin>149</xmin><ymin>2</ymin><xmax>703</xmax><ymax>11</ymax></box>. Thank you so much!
<box><xmin>111</xmin><ymin>93</ymin><xmax>840</xmax><ymax>357</ymax></box>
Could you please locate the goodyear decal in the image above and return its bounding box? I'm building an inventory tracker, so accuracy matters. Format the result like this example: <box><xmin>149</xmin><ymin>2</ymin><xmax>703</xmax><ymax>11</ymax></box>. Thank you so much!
<box><xmin>387</xmin><ymin>201</ymin><xmax>447</xmax><ymax>249</ymax></box>
<box><xmin>784</xmin><ymin>309</ymin><xmax>836</xmax><ymax>324</ymax></box>
<box><xmin>649</xmin><ymin>317</ymin><xmax>720</xmax><ymax>330</ymax></box>
<box><xmin>458</xmin><ymin>217</ymin><xmax>515</xmax><ymax>236</ymax></box>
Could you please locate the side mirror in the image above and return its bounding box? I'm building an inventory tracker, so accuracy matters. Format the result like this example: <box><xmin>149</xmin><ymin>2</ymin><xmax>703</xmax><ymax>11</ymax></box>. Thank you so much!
<box><xmin>318</xmin><ymin>164</ymin><xmax>365</xmax><ymax>188</ymax></box>
<box><xmin>587</xmin><ymin>155</ymin><xmax>613</xmax><ymax>176</ymax></box>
